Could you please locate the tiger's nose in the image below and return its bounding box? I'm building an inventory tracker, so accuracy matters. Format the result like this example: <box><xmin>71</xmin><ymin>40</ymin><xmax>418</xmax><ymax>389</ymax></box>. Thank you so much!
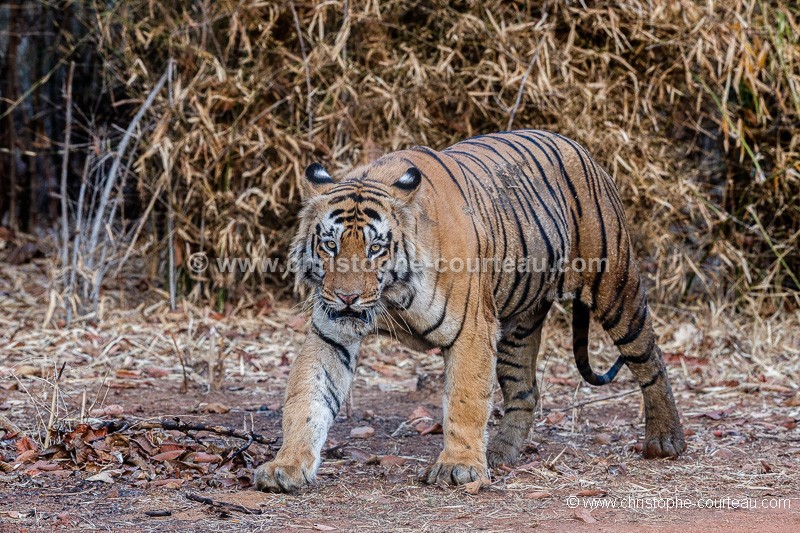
<box><xmin>335</xmin><ymin>291</ymin><xmax>360</xmax><ymax>306</ymax></box>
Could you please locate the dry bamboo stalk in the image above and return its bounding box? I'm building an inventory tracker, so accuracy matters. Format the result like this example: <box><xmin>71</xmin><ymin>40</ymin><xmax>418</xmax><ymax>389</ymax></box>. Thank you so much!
<box><xmin>289</xmin><ymin>0</ymin><xmax>313</xmax><ymax>142</ymax></box>
<box><xmin>4</xmin><ymin>5</ymin><xmax>19</xmax><ymax>230</ymax></box>
<box><xmin>507</xmin><ymin>47</ymin><xmax>540</xmax><ymax>130</ymax></box>
<box><xmin>67</xmin><ymin>156</ymin><xmax>91</xmax><ymax>318</ymax></box>
<box><xmin>167</xmin><ymin>178</ymin><xmax>177</xmax><ymax>311</ymax></box>
<box><xmin>80</xmin><ymin>389</ymin><xmax>87</xmax><ymax>425</ymax></box>
<box><xmin>60</xmin><ymin>61</ymin><xmax>75</xmax><ymax>325</ymax></box>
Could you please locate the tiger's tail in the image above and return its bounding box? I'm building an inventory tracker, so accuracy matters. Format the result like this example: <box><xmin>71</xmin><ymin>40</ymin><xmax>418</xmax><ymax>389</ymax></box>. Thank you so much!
<box><xmin>572</xmin><ymin>300</ymin><xmax>624</xmax><ymax>386</ymax></box>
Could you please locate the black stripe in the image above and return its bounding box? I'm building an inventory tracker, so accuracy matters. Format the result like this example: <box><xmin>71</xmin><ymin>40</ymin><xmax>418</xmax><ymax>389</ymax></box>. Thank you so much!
<box><xmin>328</xmin><ymin>191</ymin><xmax>390</xmax><ymax>205</ymax></box>
<box><xmin>451</xmin><ymin>158</ymin><xmax>508</xmax><ymax>297</ymax></box>
<box><xmin>362</xmin><ymin>207</ymin><xmax>382</xmax><ymax>221</ymax></box>
<box><xmin>448</xmin><ymin>149</ymin><xmax>521</xmax><ymax>305</ymax></box>
<box><xmin>314</xmin><ymin>326</ymin><xmax>354</xmax><ymax>372</ymax></box>
<box><xmin>499</xmin><ymin>337</ymin><xmax>525</xmax><ymax>349</ymax></box>
<box><xmin>421</xmin><ymin>297</ymin><xmax>448</xmax><ymax>336</ymax></box>
<box><xmin>614</xmin><ymin>304</ymin><xmax>649</xmax><ymax>348</ymax></box>
<box><xmin>511</xmin><ymin>135</ymin><xmax>576</xmax><ymax>304</ymax></box>
<box><xmin>512</xmin><ymin>389</ymin><xmax>534</xmax><ymax>401</ymax></box>
<box><xmin>640</xmin><ymin>370</ymin><xmax>662</xmax><ymax>389</ymax></box>
<box><xmin>503</xmin><ymin>406</ymin><xmax>531</xmax><ymax>414</ymax></box>
<box><xmin>514</xmin><ymin>132</ymin><xmax>573</xmax><ymax>218</ymax></box>
<box><xmin>322</xmin><ymin>367</ymin><xmax>341</xmax><ymax>419</ymax></box>
<box><xmin>525</xmin><ymin>131</ymin><xmax>583</xmax><ymax>218</ymax></box>
<box><xmin>497</xmin><ymin>357</ymin><xmax>525</xmax><ymax>370</ymax></box>
<box><xmin>512</xmin><ymin>325</ymin><xmax>536</xmax><ymax>340</ymax></box>
<box><xmin>621</xmin><ymin>338</ymin><xmax>655</xmax><ymax>365</ymax></box>
<box><xmin>451</xmin><ymin>158</ymin><xmax>500</xmax><ymax>283</ymax></box>
<box><xmin>441</xmin><ymin>282</ymin><xmax>472</xmax><ymax>350</ymax></box>
<box><xmin>599</xmin><ymin>258</ymin><xmax>634</xmax><ymax>330</ymax></box>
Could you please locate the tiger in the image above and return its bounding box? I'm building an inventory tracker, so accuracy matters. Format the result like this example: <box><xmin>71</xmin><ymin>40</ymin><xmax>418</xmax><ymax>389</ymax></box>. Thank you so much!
<box><xmin>254</xmin><ymin>129</ymin><xmax>686</xmax><ymax>492</ymax></box>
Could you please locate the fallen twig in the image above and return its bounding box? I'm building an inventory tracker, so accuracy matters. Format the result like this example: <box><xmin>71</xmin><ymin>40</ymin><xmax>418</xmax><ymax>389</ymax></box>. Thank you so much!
<box><xmin>94</xmin><ymin>417</ymin><xmax>276</xmax><ymax>451</ymax></box>
<box><xmin>144</xmin><ymin>510</ymin><xmax>172</xmax><ymax>517</ymax></box>
<box><xmin>137</xmin><ymin>418</ymin><xmax>276</xmax><ymax>447</ymax></box>
<box><xmin>218</xmin><ymin>434</ymin><xmax>254</xmax><ymax>468</ymax></box>
<box><xmin>185</xmin><ymin>492</ymin><xmax>262</xmax><ymax>515</ymax></box>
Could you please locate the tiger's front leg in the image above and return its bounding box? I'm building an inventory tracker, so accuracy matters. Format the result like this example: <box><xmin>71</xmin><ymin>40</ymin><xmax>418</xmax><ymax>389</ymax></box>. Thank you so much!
<box><xmin>425</xmin><ymin>306</ymin><xmax>498</xmax><ymax>486</ymax></box>
<box><xmin>254</xmin><ymin>328</ymin><xmax>360</xmax><ymax>492</ymax></box>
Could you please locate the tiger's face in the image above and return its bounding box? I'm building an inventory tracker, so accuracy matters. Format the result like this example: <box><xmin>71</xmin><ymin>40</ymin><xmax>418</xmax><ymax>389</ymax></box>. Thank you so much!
<box><xmin>292</xmin><ymin>161</ymin><xmax>422</xmax><ymax>338</ymax></box>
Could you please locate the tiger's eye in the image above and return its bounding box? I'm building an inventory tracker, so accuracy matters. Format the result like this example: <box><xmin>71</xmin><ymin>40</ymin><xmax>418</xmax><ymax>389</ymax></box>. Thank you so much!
<box><xmin>369</xmin><ymin>244</ymin><xmax>382</xmax><ymax>254</ymax></box>
<box><xmin>325</xmin><ymin>240</ymin><xmax>337</xmax><ymax>250</ymax></box>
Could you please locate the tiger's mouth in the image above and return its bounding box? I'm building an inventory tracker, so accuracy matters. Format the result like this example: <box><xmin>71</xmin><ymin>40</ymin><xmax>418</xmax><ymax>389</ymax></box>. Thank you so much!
<box><xmin>325</xmin><ymin>305</ymin><xmax>372</xmax><ymax>323</ymax></box>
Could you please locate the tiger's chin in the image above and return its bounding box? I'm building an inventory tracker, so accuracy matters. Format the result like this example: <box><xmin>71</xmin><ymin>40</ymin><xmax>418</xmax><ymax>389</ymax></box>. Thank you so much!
<box><xmin>315</xmin><ymin>304</ymin><xmax>375</xmax><ymax>339</ymax></box>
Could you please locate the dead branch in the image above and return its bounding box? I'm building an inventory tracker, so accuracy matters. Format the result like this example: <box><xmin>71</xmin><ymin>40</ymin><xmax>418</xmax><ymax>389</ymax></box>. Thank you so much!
<box><xmin>185</xmin><ymin>492</ymin><xmax>262</xmax><ymax>515</ymax></box>
<box><xmin>66</xmin><ymin>155</ymin><xmax>91</xmax><ymax>318</ymax></box>
<box><xmin>289</xmin><ymin>0</ymin><xmax>313</xmax><ymax>141</ymax></box>
<box><xmin>85</xmin><ymin>67</ymin><xmax>169</xmax><ymax>291</ymax></box>
<box><xmin>507</xmin><ymin>46</ymin><xmax>540</xmax><ymax>130</ymax></box>
<box><xmin>122</xmin><ymin>418</ymin><xmax>276</xmax><ymax>447</ymax></box>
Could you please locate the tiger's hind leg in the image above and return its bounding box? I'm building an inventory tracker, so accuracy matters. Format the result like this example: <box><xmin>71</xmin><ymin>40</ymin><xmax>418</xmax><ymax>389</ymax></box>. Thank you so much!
<box><xmin>596</xmin><ymin>276</ymin><xmax>686</xmax><ymax>458</ymax></box>
<box><xmin>487</xmin><ymin>305</ymin><xmax>550</xmax><ymax>467</ymax></box>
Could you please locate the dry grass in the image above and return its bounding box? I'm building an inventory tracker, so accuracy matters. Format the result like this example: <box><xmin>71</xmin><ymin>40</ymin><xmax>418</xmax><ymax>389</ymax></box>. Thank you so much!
<box><xmin>75</xmin><ymin>0</ymin><xmax>798</xmax><ymax>313</ymax></box>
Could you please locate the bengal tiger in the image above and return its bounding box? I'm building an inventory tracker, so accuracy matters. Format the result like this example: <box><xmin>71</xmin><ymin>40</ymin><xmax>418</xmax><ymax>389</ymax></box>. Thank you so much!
<box><xmin>254</xmin><ymin>130</ymin><xmax>685</xmax><ymax>492</ymax></box>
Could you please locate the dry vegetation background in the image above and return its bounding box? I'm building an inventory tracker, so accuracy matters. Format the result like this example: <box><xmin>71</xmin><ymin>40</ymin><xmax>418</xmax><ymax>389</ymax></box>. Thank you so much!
<box><xmin>1</xmin><ymin>1</ymin><xmax>800</xmax><ymax>530</ymax></box>
<box><xmin>1</xmin><ymin>0</ymin><xmax>799</xmax><ymax>317</ymax></box>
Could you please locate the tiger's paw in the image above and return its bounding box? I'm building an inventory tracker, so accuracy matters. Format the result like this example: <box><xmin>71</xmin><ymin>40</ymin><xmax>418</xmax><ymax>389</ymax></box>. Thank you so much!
<box><xmin>642</xmin><ymin>427</ymin><xmax>686</xmax><ymax>459</ymax></box>
<box><xmin>486</xmin><ymin>441</ymin><xmax>521</xmax><ymax>468</ymax></box>
<box><xmin>424</xmin><ymin>458</ymin><xmax>488</xmax><ymax>486</ymax></box>
<box><xmin>254</xmin><ymin>460</ymin><xmax>313</xmax><ymax>492</ymax></box>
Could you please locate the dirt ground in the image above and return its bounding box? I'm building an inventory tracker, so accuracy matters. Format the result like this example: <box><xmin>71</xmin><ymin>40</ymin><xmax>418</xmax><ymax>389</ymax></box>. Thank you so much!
<box><xmin>1</xmin><ymin>261</ymin><xmax>799</xmax><ymax>532</ymax></box>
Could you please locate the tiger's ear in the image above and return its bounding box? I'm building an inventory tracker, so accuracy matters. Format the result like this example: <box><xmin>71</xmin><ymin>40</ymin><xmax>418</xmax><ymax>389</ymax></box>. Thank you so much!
<box><xmin>391</xmin><ymin>167</ymin><xmax>422</xmax><ymax>202</ymax></box>
<box><xmin>301</xmin><ymin>163</ymin><xmax>335</xmax><ymax>198</ymax></box>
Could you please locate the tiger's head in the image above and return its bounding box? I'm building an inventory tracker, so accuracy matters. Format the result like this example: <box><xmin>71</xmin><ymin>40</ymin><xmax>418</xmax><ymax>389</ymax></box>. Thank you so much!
<box><xmin>291</xmin><ymin>158</ymin><xmax>423</xmax><ymax>338</ymax></box>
